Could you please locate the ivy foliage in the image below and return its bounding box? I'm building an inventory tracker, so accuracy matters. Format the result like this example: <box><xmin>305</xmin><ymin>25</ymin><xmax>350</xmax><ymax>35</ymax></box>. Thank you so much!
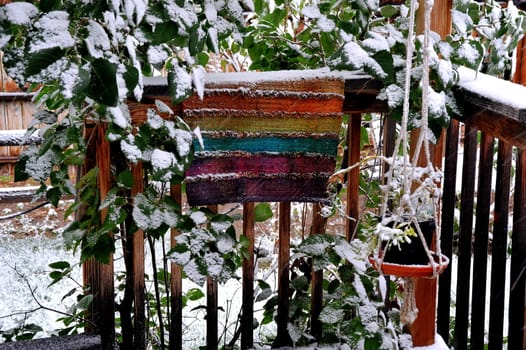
<box><xmin>240</xmin><ymin>0</ymin><xmax>526</xmax><ymax>139</ymax></box>
<box><xmin>1</xmin><ymin>0</ymin><xmax>526</xmax><ymax>347</ymax></box>
<box><xmin>0</xmin><ymin>0</ymin><xmax>249</xmax><ymax>264</ymax></box>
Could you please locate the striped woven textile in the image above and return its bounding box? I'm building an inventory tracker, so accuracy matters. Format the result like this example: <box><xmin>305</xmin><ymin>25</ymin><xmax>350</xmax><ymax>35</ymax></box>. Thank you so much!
<box><xmin>182</xmin><ymin>70</ymin><xmax>345</xmax><ymax>205</ymax></box>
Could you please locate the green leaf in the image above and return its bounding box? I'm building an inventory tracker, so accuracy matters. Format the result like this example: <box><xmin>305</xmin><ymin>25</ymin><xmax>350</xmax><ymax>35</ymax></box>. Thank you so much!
<box><xmin>261</xmin><ymin>312</ymin><xmax>273</xmax><ymax>325</ymax></box>
<box><xmin>255</xmin><ymin>287</ymin><xmax>272</xmax><ymax>302</ymax></box>
<box><xmin>116</xmin><ymin>169</ymin><xmax>133</xmax><ymax>189</ymax></box>
<box><xmin>26</xmin><ymin>47</ymin><xmax>64</xmax><ymax>77</ymax></box>
<box><xmin>150</xmin><ymin>21</ymin><xmax>180</xmax><ymax>45</ymax></box>
<box><xmin>380</xmin><ymin>5</ymin><xmax>398</xmax><ymax>18</ymax></box>
<box><xmin>77</xmin><ymin>294</ymin><xmax>94</xmax><ymax>310</ymax></box>
<box><xmin>189</xmin><ymin>25</ymin><xmax>204</xmax><ymax>56</ymax></box>
<box><xmin>39</xmin><ymin>0</ymin><xmax>62</xmax><ymax>12</ymax></box>
<box><xmin>49</xmin><ymin>271</ymin><xmax>64</xmax><ymax>281</ymax></box>
<box><xmin>186</xmin><ymin>288</ymin><xmax>205</xmax><ymax>301</ymax></box>
<box><xmin>319</xmin><ymin>305</ymin><xmax>344</xmax><ymax>324</ymax></box>
<box><xmin>291</xmin><ymin>275</ymin><xmax>309</xmax><ymax>291</ymax></box>
<box><xmin>372</xmin><ymin>51</ymin><xmax>394</xmax><ymax>80</ymax></box>
<box><xmin>86</xmin><ymin>58</ymin><xmax>118</xmax><ymax>106</ymax></box>
<box><xmin>254</xmin><ymin>0</ymin><xmax>265</xmax><ymax>14</ymax></box>
<box><xmin>254</xmin><ymin>203</ymin><xmax>273</xmax><ymax>222</ymax></box>
<box><xmin>49</xmin><ymin>261</ymin><xmax>71</xmax><ymax>270</ymax></box>
<box><xmin>46</xmin><ymin>186</ymin><xmax>62</xmax><ymax>207</ymax></box>
<box><xmin>196</xmin><ymin>52</ymin><xmax>209</xmax><ymax>66</ymax></box>
<box><xmin>123</xmin><ymin>65</ymin><xmax>139</xmax><ymax>95</ymax></box>
<box><xmin>364</xmin><ymin>335</ymin><xmax>382</xmax><ymax>350</ymax></box>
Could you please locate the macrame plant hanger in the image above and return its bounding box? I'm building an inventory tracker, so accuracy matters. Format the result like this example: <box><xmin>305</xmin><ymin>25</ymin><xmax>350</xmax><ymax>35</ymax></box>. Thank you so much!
<box><xmin>374</xmin><ymin>0</ymin><xmax>445</xmax><ymax>327</ymax></box>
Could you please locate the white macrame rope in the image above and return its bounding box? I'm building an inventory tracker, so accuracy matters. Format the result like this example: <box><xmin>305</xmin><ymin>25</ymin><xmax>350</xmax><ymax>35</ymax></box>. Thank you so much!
<box><xmin>401</xmin><ymin>277</ymin><xmax>418</xmax><ymax>325</ymax></box>
<box><xmin>377</xmin><ymin>0</ymin><xmax>420</xmax><ymax>269</ymax></box>
<box><xmin>378</xmin><ymin>0</ymin><xmax>442</xmax><ymax>266</ymax></box>
<box><xmin>377</xmin><ymin>0</ymin><xmax>418</xmax><ymax>274</ymax></box>
<box><xmin>378</xmin><ymin>0</ymin><xmax>444</xmax><ymax>325</ymax></box>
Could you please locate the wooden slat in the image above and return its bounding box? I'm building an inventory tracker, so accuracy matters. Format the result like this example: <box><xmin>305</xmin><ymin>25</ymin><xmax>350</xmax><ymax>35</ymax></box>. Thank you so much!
<box><xmin>94</xmin><ymin>124</ymin><xmax>115</xmax><ymax>350</ymax></box>
<box><xmin>346</xmin><ymin>113</ymin><xmax>362</xmax><ymax>241</ymax></box>
<box><xmin>454</xmin><ymin>124</ymin><xmax>478</xmax><ymax>350</ymax></box>
<box><xmin>509</xmin><ymin>150</ymin><xmax>526</xmax><ymax>349</ymax></box>
<box><xmin>5</xmin><ymin>101</ymin><xmax>23</xmax><ymax>160</ymax></box>
<box><xmin>207</xmin><ymin>205</ymin><xmax>219</xmax><ymax>350</ymax></box>
<box><xmin>310</xmin><ymin>202</ymin><xmax>327</xmax><ymax>340</ymax></box>
<box><xmin>437</xmin><ymin>119</ymin><xmax>460</xmax><ymax>343</ymax></box>
<box><xmin>470</xmin><ymin>132</ymin><xmax>495</xmax><ymax>349</ymax></box>
<box><xmin>0</xmin><ymin>102</ymin><xmax>9</xmax><ymax>170</ymax></box>
<box><xmin>381</xmin><ymin>115</ymin><xmax>397</xmax><ymax>314</ymax></box>
<box><xmin>273</xmin><ymin>202</ymin><xmax>292</xmax><ymax>347</ymax></box>
<box><xmin>207</xmin><ymin>277</ymin><xmax>218</xmax><ymax>350</ymax></box>
<box><xmin>170</xmin><ymin>184</ymin><xmax>183</xmax><ymax>350</ymax></box>
<box><xmin>241</xmin><ymin>202</ymin><xmax>255</xmax><ymax>349</ymax></box>
<box><xmin>488</xmin><ymin>140</ymin><xmax>512</xmax><ymax>349</ymax></box>
<box><xmin>80</xmin><ymin>125</ymin><xmax>97</xmax><ymax>335</ymax></box>
<box><xmin>131</xmin><ymin>162</ymin><xmax>145</xmax><ymax>350</ymax></box>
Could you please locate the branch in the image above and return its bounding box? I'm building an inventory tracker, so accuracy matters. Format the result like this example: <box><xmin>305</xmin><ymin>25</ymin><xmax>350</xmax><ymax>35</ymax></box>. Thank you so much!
<box><xmin>8</xmin><ymin>263</ymin><xmax>97</xmax><ymax>329</ymax></box>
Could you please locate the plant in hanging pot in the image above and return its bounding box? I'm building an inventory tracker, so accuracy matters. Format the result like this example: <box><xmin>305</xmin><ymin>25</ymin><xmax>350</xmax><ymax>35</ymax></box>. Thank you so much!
<box><xmin>360</xmin><ymin>153</ymin><xmax>449</xmax><ymax>277</ymax></box>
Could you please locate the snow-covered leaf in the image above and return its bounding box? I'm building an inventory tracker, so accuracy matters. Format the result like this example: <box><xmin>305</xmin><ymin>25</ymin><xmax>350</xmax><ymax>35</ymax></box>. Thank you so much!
<box><xmin>319</xmin><ymin>305</ymin><xmax>344</xmax><ymax>324</ymax></box>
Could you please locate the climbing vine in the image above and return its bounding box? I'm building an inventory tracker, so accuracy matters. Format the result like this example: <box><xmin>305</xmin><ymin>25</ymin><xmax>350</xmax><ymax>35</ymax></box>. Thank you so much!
<box><xmin>0</xmin><ymin>0</ymin><xmax>525</xmax><ymax>348</ymax></box>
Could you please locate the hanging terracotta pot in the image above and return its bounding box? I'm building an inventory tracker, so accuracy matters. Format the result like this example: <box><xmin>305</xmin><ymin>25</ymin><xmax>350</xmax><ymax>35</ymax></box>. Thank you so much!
<box><xmin>368</xmin><ymin>253</ymin><xmax>449</xmax><ymax>278</ymax></box>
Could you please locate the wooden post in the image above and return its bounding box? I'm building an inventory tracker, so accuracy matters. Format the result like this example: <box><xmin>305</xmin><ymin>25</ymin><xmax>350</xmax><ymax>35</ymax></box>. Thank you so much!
<box><xmin>470</xmin><ymin>133</ymin><xmax>494</xmax><ymax>348</ymax></box>
<box><xmin>509</xmin><ymin>150</ymin><xmax>526</xmax><ymax>349</ymax></box>
<box><xmin>510</xmin><ymin>34</ymin><xmax>526</xmax><ymax>350</ymax></box>
<box><xmin>437</xmin><ymin>119</ymin><xmax>460</xmax><ymax>343</ymax></box>
<box><xmin>170</xmin><ymin>184</ymin><xmax>183</xmax><ymax>350</ymax></box>
<box><xmin>454</xmin><ymin>125</ymin><xmax>478</xmax><ymax>350</ymax></box>
<box><xmin>346</xmin><ymin>113</ymin><xmax>362</xmax><ymax>241</ymax></box>
<box><xmin>241</xmin><ymin>202</ymin><xmax>255</xmax><ymax>349</ymax></box>
<box><xmin>310</xmin><ymin>203</ymin><xmax>327</xmax><ymax>340</ymax></box>
<box><xmin>488</xmin><ymin>141</ymin><xmax>512</xmax><ymax>350</ymax></box>
<box><xmin>131</xmin><ymin>162</ymin><xmax>145</xmax><ymax>350</ymax></box>
<box><xmin>94</xmin><ymin>124</ymin><xmax>115</xmax><ymax>350</ymax></box>
<box><xmin>273</xmin><ymin>202</ymin><xmax>292</xmax><ymax>347</ymax></box>
<box><xmin>207</xmin><ymin>205</ymin><xmax>219</xmax><ymax>350</ymax></box>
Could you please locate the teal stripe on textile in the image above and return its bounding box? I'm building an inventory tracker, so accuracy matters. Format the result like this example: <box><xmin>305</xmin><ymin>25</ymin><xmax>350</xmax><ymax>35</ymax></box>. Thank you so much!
<box><xmin>194</xmin><ymin>136</ymin><xmax>339</xmax><ymax>156</ymax></box>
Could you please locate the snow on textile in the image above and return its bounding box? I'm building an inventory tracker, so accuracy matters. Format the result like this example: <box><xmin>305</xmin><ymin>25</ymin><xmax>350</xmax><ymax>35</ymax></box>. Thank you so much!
<box><xmin>181</xmin><ymin>70</ymin><xmax>345</xmax><ymax>205</ymax></box>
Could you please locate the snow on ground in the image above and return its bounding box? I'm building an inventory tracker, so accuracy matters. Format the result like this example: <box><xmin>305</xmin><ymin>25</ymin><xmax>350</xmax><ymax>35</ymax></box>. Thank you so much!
<box><xmin>0</xmin><ymin>233</ymin><xmax>81</xmax><ymax>342</ymax></box>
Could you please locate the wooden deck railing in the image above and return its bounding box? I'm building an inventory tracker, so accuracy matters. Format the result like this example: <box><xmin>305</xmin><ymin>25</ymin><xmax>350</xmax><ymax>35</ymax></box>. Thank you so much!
<box><xmin>439</xmin><ymin>67</ymin><xmax>526</xmax><ymax>350</ymax></box>
<box><xmin>74</xmin><ymin>67</ymin><xmax>526</xmax><ymax>349</ymax></box>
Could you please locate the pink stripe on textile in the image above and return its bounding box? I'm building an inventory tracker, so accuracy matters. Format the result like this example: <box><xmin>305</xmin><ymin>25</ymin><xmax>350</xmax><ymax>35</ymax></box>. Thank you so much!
<box><xmin>185</xmin><ymin>154</ymin><xmax>336</xmax><ymax>178</ymax></box>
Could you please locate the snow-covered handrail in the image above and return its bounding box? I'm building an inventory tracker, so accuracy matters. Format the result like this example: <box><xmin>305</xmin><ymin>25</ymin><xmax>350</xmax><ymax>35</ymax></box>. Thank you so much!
<box><xmin>0</xmin><ymin>129</ymin><xmax>41</xmax><ymax>147</ymax></box>
<box><xmin>454</xmin><ymin>66</ymin><xmax>526</xmax><ymax>149</ymax></box>
<box><xmin>456</xmin><ymin>66</ymin><xmax>526</xmax><ymax>123</ymax></box>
